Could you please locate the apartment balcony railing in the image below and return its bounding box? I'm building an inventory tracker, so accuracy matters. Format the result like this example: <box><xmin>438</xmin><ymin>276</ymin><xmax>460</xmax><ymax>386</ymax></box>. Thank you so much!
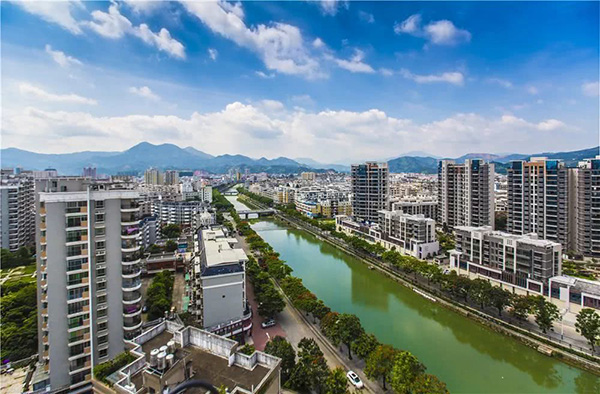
<box><xmin>122</xmin><ymin>290</ymin><xmax>142</xmax><ymax>304</ymax></box>
<box><xmin>123</xmin><ymin>315</ymin><xmax>143</xmax><ymax>330</ymax></box>
<box><xmin>122</xmin><ymin>279</ymin><xmax>142</xmax><ymax>292</ymax></box>
<box><xmin>123</xmin><ymin>303</ymin><xmax>142</xmax><ymax>317</ymax></box>
<box><xmin>121</xmin><ymin>226</ymin><xmax>140</xmax><ymax>239</ymax></box>
<box><xmin>122</xmin><ymin>265</ymin><xmax>142</xmax><ymax>278</ymax></box>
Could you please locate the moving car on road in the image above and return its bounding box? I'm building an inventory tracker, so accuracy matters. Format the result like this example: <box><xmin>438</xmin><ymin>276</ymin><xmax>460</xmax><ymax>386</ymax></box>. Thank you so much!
<box><xmin>346</xmin><ymin>371</ymin><xmax>363</xmax><ymax>389</ymax></box>
<box><xmin>261</xmin><ymin>319</ymin><xmax>276</xmax><ymax>328</ymax></box>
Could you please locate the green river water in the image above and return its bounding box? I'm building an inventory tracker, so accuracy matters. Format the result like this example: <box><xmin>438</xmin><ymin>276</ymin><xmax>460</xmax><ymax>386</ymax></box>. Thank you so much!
<box><xmin>227</xmin><ymin>196</ymin><xmax>599</xmax><ymax>393</ymax></box>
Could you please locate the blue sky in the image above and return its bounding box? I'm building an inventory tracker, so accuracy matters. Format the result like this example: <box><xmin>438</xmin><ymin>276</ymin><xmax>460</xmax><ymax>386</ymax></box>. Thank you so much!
<box><xmin>1</xmin><ymin>1</ymin><xmax>598</xmax><ymax>163</ymax></box>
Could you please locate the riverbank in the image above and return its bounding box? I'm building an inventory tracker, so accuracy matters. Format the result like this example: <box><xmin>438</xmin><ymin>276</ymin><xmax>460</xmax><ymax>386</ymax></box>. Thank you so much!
<box><xmin>272</xmin><ymin>211</ymin><xmax>600</xmax><ymax>375</ymax></box>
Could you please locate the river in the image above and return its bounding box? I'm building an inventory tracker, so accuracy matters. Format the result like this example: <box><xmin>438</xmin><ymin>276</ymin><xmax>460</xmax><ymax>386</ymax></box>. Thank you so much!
<box><xmin>226</xmin><ymin>195</ymin><xmax>599</xmax><ymax>393</ymax></box>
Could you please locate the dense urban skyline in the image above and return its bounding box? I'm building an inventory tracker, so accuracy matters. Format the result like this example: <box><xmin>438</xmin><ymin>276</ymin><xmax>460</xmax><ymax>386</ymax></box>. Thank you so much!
<box><xmin>1</xmin><ymin>1</ymin><xmax>598</xmax><ymax>163</ymax></box>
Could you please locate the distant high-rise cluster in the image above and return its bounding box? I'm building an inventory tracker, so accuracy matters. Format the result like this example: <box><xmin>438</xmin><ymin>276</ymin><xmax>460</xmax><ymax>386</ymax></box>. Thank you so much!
<box><xmin>0</xmin><ymin>172</ymin><xmax>35</xmax><ymax>251</ymax></box>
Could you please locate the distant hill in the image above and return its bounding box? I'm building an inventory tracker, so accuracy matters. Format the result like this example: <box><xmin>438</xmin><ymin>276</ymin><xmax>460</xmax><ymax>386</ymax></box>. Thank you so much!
<box><xmin>2</xmin><ymin>143</ymin><xmax>597</xmax><ymax>175</ymax></box>
<box><xmin>387</xmin><ymin>156</ymin><xmax>439</xmax><ymax>174</ymax></box>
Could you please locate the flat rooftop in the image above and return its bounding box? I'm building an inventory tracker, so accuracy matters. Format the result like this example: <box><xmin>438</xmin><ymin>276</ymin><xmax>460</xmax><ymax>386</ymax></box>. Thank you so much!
<box><xmin>200</xmin><ymin>228</ymin><xmax>247</xmax><ymax>268</ymax></box>
<box><xmin>139</xmin><ymin>331</ymin><xmax>269</xmax><ymax>392</ymax></box>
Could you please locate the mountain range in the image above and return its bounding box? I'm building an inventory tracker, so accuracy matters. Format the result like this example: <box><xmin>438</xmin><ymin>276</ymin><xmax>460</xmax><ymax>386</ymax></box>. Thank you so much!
<box><xmin>0</xmin><ymin>143</ymin><xmax>597</xmax><ymax>175</ymax></box>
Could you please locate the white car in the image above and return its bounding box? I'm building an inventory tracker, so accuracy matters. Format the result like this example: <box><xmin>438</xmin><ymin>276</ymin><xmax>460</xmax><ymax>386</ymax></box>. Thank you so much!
<box><xmin>346</xmin><ymin>371</ymin><xmax>363</xmax><ymax>389</ymax></box>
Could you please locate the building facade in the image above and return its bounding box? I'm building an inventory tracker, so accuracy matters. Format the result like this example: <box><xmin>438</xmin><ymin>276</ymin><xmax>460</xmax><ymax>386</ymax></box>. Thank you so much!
<box><xmin>437</xmin><ymin>159</ymin><xmax>495</xmax><ymax>229</ymax></box>
<box><xmin>33</xmin><ymin>179</ymin><xmax>142</xmax><ymax>393</ymax></box>
<box><xmin>575</xmin><ymin>157</ymin><xmax>600</xmax><ymax>257</ymax></box>
<box><xmin>391</xmin><ymin>196</ymin><xmax>437</xmax><ymax>220</ymax></box>
<box><xmin>154</xmin><ymin>200</ymin><xmax>205</xmax><ymax>229</ymax></box>
<box><xmin>507</xmin><ymin>157</ymin><xmax>574</xmax><ymax>252</ymax></box>
<box><xmin>0</xmin><ymin>174</ymin><xmax>35</xmax><ymax>251</ymax></box>
<box><xmin>450</xmin><ymin>226</ymin><xmax>562</xmax><ymax>295</ymax></box>
<box><xmin>190</xmin><ymin>227</ymin><xmax>251</xmax><ymax>337</ymax></box>
<box><xmin>144</xmin><ymin>168</ymin><xmax>164</xmax><ymax>185</ymax></box>
<box><xmin>351</xmin><ymin>162</ymin><xmax>389</xmax><ymax>224</ymax></box>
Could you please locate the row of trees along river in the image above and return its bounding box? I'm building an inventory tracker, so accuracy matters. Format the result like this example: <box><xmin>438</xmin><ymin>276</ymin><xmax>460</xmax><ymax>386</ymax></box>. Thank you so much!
<box><xmin>225</xmin><ymin>194</ymin><xmax>599</xmax><ymax>393</ymax></box>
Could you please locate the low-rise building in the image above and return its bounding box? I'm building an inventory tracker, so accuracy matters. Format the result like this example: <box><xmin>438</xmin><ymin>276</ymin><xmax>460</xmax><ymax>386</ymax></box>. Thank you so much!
<box><xmin>449</xmin><ymin>226</ymin><xmax>562</xmax><ymax>295</ymax></box>
<box><xmin>145</xmin><ymin>252</ymin><xmax>184</xmax><ymax>274</ymax></box>
<box><xmin>390</xmin><ymin>196</ymin><xmax>437</xmax><ymax>220</ymax></box>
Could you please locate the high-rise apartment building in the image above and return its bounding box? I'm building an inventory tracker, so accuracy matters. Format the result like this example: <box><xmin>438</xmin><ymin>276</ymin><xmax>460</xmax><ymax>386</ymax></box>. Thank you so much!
<box><xmin>82</xmin><ymin>167</ymin><xmax>97</xmax><ymax>179</ymax></box>
<box><xmin>437</xmin><ymin>159</ymin><xmax>495</xmax><ymax>229</ymax></box>
<box><xmin>0</xmin><ymin>174</ymin><xmax>35</xmax><ymax>251</ymax></box>
<box><xmin>32</xmin><ymin>178</ymin><xmax>142</xmax><ymax>392</ymax></box>
<box><xmin>164</xmin><ymin>170</ymin><xmax>179</xmax><ymax>186</ymax></box>
<box><xmin>351</xmin><ymin>162</ymin><xmax>389</xmax><ymax>224</ymax></box>
<box><xmin>506</xmin><ymin>157</ymin><xmax>574</xmax><ymax>251</ymax></box>
<box><xmin>576</xmin><ymin>157</ymin><xmax>600</xmax><ymax>257</ymax></box>
<box><xmin>144</xmin><ymin>168</ymin><xmax>164</xmax><ymax>185</ymax></box>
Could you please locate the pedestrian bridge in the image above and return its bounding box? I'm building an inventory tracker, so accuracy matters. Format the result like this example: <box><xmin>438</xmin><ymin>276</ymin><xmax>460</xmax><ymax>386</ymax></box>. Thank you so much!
<box><xmin>223</xmin><ymin>190</ymin><xmax>239</xmax><ymax>196</ymax></box>
<box><xmin>237</xmin><ymin>209</ymin><xmax>276</xmax><ymax>219</ymax></box>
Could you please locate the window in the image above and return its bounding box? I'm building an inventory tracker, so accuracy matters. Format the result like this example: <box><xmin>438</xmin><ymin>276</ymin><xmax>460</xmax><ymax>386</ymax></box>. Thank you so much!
<box><xmin>96</xmin><ymin>241</ymin><xmax>105</xmax><ymax>250</ymax></box>
<box><xmin>95</xmin><ymin>227</ymin><xmax>105</xmax><ymax>237</ymax></box>
<box><xmin>95</xmin><ymin>213</ymin><xmax>105</xmax><ymax>223</ymax></box>
<box><xmin>99</xmin><ymin>349</ymin><xmax>108</xmax><ymax>359</ymax></box>
<box><xmin>97</xmin><ymin>268</ymin><xmax>106</xmax><ymax>278</ymax></box>
<box><xmin>96</xmin><ymin>200</ymin><xmax>104</xmax><ymax>209</ymax></box>
<box><xmin>98</xmin><ymin>322</ymin><xmax>107</xmax><ymax>332</ymax></box>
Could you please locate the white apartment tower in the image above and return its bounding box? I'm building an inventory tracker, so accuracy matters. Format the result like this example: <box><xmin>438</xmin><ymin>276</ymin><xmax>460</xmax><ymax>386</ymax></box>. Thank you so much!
<box><xmin>506</xmin><ymin>157</ymin><xmax>574</xmax><ymax>252</ymax></box>
<box><xmin>576</xmin><ymin>157</ymin><xmax>600</xmax><ymax>257</ymax></box>
<box><xmin>33</xmin><ymin>178</ymin><xmax>142</xmax><ymax>392</ymax></box>
<box><xmin>437</xmin><ymin>159</ymin><xmax>495</xmax><ymax>230</ymax></box>
<box><xmin>351</xmin><ymin>162</ymin><xmax>389</xmax><ymax>224</ymax></box>
<box><xmin>0</xmin><ymin>174</ymin><xmax>35</xmax><ymax>251</ymax></box>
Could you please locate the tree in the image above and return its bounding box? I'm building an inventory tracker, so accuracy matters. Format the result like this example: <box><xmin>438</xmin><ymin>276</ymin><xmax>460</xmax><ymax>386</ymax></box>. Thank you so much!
<box><xmin>312</xmin><ymin>300</ymin><xmax>331</xmax><ymax>322</ymax></box>
<box><xmin>411</xmin><ymin>373</ymin><xmax>449</xmax><ymax>394</ymax></box>
<box><xmin>510</xmin><ymin>295</ymin><xmax>533</xmax><ymax>323</ymax></box>
<box><xmin>389</xmin><ymin>351</ymin><xmax>425</xmax><ymax>394</ymax></box>
<box><xmin>288</xmin><ymin>338</ymin><xmax>329</xmax><ymax>393</ymax></box>
<box><xmin>365</xmin><ymin>345</ymin><xmax>397</xmax><ymax>390</ymax></box>
<box><xmin>265</xmin><ymin>336</ymin><xmax>296</xmax><ymax>383</ymax></box>
<box><xmin>335</xmin><ymin>314</ymin><xmax>364</xmax><ymax>359</ymax></box>
<box><xmin>165</xmin><ymin>240</ymin><xmax>178</xmax><ymax>252</ymax></box>
<box><xmin>489</xmin><ymin>286</ymin><xmax>512</xmax><ymax>317</ymax></box>
<box><xmin>531</xmin><ymin>296</ymin><xmax>560</xmax><ymax>334</ymax></box>
<box><xmin>351</xmin><ymin>333</ymin><xmax>379</xmax><ymax>360</ymax></box>
<box><xmin>325</xmin><ymin>368</ymin><xmax>349</xmax><ymax>394</ymax></box>
<box><xmin>575</xmin><ymin>308</ymin><xmax>600</xmax><ymax>352</ymax></box>
<box><xmin>147</xmin><ymin>244</ymin><xmax>162</xmax><ymax>254</ymax></box>
<box><xmin>257</xmin><ymin>285</ymin><xmax>285</xmax><ymax>319</ymax></box>
<box><xmin>1</xmin><ymin>247</ymin><xmax>35</xmax><ymax>269</ymax></box>
<box><xmin>161</xmin><ymin>223</ymin><xmax>181</xmax><ymax>239</ymax></box>
<box><xmin>469</xmin><ymin>279</ymin><xmax>492</xmax><ymax>309</ymax></box>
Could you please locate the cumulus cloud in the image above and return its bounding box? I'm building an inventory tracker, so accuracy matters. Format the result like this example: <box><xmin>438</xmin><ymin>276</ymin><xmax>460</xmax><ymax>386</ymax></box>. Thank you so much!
<box><xmin>13</xmin><ymin>0</ymin><xmax>83</xmax><ymax>34</ymax></box>
<box><xmin>334</xmin><ymin>49</ymin><xmax>375</xmax><ymax>73</ymax></box>
<box><xmin>181</xmin><ymin>1</ymin><xmax>323</xmax><ymax>79</ymax></box>
<box><xmin>19</xmin><ymin>83</ymin><xmax>97</xmax><ymax>105</ymax></box>
<box><xmin>3</xmin><ymin>100</ymin><xmax>570</xmax><ymax>161</ymax></box>
<box><xmin>582</xmin><ymin>81</ymin><xmax>599</xmax><ymax>97</ymax></box>
<box><xmin>45</xmin><ymin>44</ymin><xmax>82</xmax><ymax>68</ymax></box>
<box><xmin>128</xmin><ymin>86</ymin><xmax>160</xmax><ymax>101</ymax></box>
<box><xmin>400</xmin><ymin>69</ymin><xmax>464</xmax><ymax>86</ymax></box>
<box><xmin>124</xmin><ymin>0</ymin><xmax>164</xmax><ymax>14</ymax></box>
<box><xmin>394</xmin><ymin>14</ymin><xmax>471</xmax><ymax>46</ymax></box>
<box><xmin>317</xmin><ymin>1</ymin><xmax>347</xmax><ymax>16</ymax></box>
<box><xmin>256</xmin><ymin>71</ymin><xmax>275</xmax><ymax>79</ymax></box>
<box><xmin>83</xmin><ymin>3</ymin><xmax>185</xmax><ymax>58</ymax></box>
<box><xmin>208</xmin><ymin>48</ymin><xmax>218</xmax><ymax>61</ymax></box>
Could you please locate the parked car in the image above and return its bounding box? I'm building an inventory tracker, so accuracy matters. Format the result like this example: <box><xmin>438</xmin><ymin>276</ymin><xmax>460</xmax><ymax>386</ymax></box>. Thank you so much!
<box><xmin>142</xmin><ymin>305</ymin><xmax>148</xmax><ymax>313</ymax></box>
<box><xmin>346</xmin><ymin>371</ymin><xmax>363</xmax><ymax>389</ymax></box>
<box><xmin>261</xmin><ymin>319</ymin><xmax>276</xmax><ymax>329</ymax></box>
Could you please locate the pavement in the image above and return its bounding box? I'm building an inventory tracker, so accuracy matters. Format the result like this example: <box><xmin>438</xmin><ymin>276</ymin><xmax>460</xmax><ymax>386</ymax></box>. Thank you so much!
<box><xmin>172</xmin><ymin>272</ymin><xmax>186</xmax><ymax>312</ymax></box>
<box><xmin>0</xmin><ymin>368</ymin><xmax>28</xmax><ymax>394</ymax></box>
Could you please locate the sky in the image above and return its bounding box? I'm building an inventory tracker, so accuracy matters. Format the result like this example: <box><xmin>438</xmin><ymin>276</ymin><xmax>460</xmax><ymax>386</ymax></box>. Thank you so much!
<box><xmin>1</xmin><ymin>0</ymin><xmax>598</xmax><ymax>164</ymax></box>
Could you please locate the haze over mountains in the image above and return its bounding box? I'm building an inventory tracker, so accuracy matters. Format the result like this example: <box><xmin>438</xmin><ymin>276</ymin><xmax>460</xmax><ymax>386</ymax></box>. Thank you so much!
<box><xmin>1</xmin><ymin>143</ymin><xmax>597</xmax><ymax>175</ymax></box>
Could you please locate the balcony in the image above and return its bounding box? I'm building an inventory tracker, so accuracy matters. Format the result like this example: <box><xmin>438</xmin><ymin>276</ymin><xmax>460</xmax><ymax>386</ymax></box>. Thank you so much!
<box><xmin>123</xmin><ymin>315</ymin><xmax>143</xmax><ymax>331</ymax></box>
<box><xmin>123</xmin><ymin>303</ymin><xmax>142</xmax><ymax>318</ymax></box>
<box><xmin>122</xmin><ymin>279</ymin><xmax>142</xmax><ymax>292</ymax></box>
<box><xmin>121</xmin><ymin>226</ymin><xmax>140</xmax><ymax>240</ymax></box>
<box><xmin>122</xmin><ymin>265</ymin><xmax>141</xmax><ymax>278</ymax></box>
<box><xmin>121</xmin><ymin>240</ymin><xmax>141</xmax><ymax>253</ymax></box>
<box><xmin>121</xmin><ymin>214</ymin><xmax>140</xmax><ymax>226</ymax></box>
<box><xmin>120</xmin><ymin>204</ymin><xmax>140</xmax><ymax>213</ymax></box>
<box><xmin>122</xmin><ymin>290</ymin><xmax>142</xmax><ymax>304</ymax></box>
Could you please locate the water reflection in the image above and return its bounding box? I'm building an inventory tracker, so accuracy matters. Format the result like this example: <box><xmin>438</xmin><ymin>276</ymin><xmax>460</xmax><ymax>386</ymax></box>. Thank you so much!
<box><xmin>251</xmin><ymin>219</ymin><xmax>600</xmax><ymax>393</ymax></box>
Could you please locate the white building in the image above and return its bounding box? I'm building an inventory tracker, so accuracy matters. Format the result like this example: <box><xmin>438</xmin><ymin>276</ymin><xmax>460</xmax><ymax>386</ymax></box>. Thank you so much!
<box><xmin>0</xmin><ymin>174</ymin><xmax>35</xmax><ymax>251</ymax></box>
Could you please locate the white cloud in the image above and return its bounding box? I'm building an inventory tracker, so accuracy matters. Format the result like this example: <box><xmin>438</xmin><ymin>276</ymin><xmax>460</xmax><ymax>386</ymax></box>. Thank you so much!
<box><xmin>19</xmin><ymin>83</ymin><xmax>97</xmax><ymax>105</ymax></box>
<box><xmin>124</xmin><ymin>0</ymin><xmax>163</xmax><ymax>14</ymax></box>
<box><xmin>83</xmin><ymin>3</ymin><xmax>185</xmax><ymax>58</ymax></box>
<box><xmin>13</xmin><ymin>0</ymin><xmax>83</xmax><ymax>34</ymax></box>
<box><xmin>394</xmin><ymin>14</ymin><xmax>421</xmax><ymax>34</ymax></box>
<box><xmin>334</xmin><ymin>49</ymin><xmax>375</xmax><ymax>74</ymax></box>
<box><xmin>527</xmin><ymin>86</ymin><xmax>539</xmax><ymax>95</ymax></box>
<box><xmin>208</xmin><ymin>48</ymin><xmax>218</xmax><ymax>61</ymax></box>
<box><xmin>379</xmin><ymin>68</ymin><xmax>394</xmax><ymax>77</ymax></box>
<box><xmin>45</xmin><ymin>44</ymin><xmax>82</xmax><ymax>68</ymax></box>
<box><xmin>181</xmin><ymin>1</ymin><xmax>323</xmax><ymax>79</ymax></box>
<box><xmin>312</xmin><ymin>38</ymin><xmax>325</xmax><ymax>49</ymax></box>
<box><xmin>486</xmin><ymin>78</ymin><xmax>513</xmax><ymax>89</ymax></box>
<box><xmin>3</xmin><ymin>101</ymin><xmax>570</xmax><ymax>161</ymax></box>
<box><xmin>128</xmin><ymin>86</ymin><xmax>160</xmax><ymax>101</ymax></box>
<box><xmin>582</xmin><ymin>81</ymin><xmax>599</xmax><ymax>97</ymax></box>
<box><xmin>358</xmin><ymin>11</ymin><xmax>375</xmax><ymax>23</ymax></box>
<box><xmin>400</xmin><ymin>69</ymin><xmax>464</xmax><ymax>86</ymax></box>
<box><xmin>394</xmin><ymin>14</ymin><xmax>471</xmax><ymax>46</ymax></box>
<box><xmin>317</xmin><ymin>1</ymin><xmax>347</xmax><ymax>16</ymax></box>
